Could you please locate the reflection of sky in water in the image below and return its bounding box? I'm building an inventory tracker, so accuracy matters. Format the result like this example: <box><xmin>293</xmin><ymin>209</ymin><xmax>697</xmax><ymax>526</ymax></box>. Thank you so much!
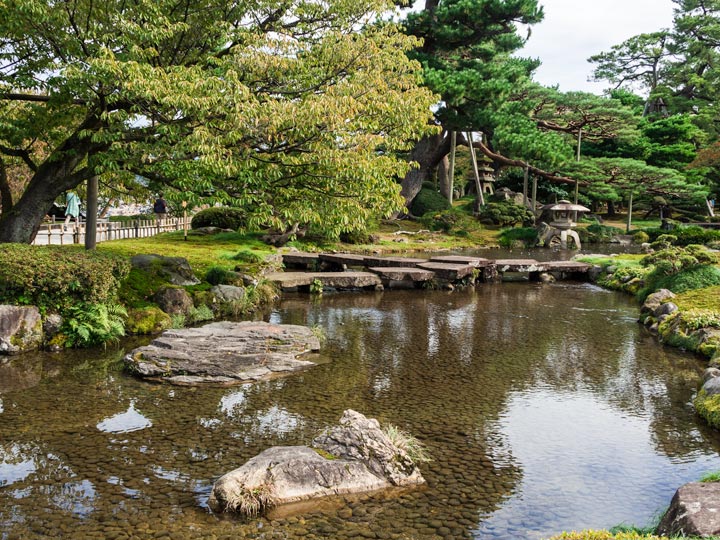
<box><xmin>47</xmin><ymin>479</ymin><xmax>96</xmax><ymax>517</ymax></box>
<box><xmin>96</xmin><ymin>400</ymin><xmax>152</xmax><ymax>433</ymax></box>
<box><xmin>477</xmin><ymin>389</ymin><xmax>720</xmax><ymax>540</ymax></box>
<box><xmin>0</xmin><ymin>397</ymin><xmax>4</xmax><ymax>413</ymax></box>
<box><xmin>0</xmin><ymin>444</ymin><xmax>36</xmax><ymax>487</ymax></box>
<box><xmin>219</xmin><ymin>387</ymin><xmax>247</xmax><ymax>416</ymax></box>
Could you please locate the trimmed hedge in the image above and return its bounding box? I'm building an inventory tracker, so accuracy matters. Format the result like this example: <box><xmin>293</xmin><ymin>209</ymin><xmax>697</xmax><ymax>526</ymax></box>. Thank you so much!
<box><xmin>410</xmin><ymin>187</ymin><xmax>451</xmax><ymax>216</ymax></box>
<box><xmin>0</xmin><ymin>245</ymin><xmax>130</xmax><ymax>313</ymax></box>
<box><xmin>191</xmin><ymin>207</ymin><xmax>247</xmax><ymax>230</ymax></box>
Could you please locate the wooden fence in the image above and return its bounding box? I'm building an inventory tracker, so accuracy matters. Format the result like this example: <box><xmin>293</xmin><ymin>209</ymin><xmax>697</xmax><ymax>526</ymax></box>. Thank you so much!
<box><xmin>32</xmin><ymin>217</ymin><xmax>191</xmax><ymax>246</ymax></box>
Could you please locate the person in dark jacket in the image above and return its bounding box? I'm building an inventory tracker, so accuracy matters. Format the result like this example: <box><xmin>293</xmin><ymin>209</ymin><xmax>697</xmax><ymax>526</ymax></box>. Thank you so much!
<box><xmin>153</xmin><ymin>194</ymin><xmax>167</xmax><ymax>222</ymax></box>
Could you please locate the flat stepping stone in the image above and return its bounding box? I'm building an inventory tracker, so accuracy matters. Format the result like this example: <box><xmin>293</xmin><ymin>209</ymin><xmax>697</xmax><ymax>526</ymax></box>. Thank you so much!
<box><xmin>282</xmin><ymin>252</ymin><xmax>319</xmax><ymax>269</ymax></box>
<box><xmin>265</xmin><ymin>272</ymin><xmax>381</xmax><ymax>291</ymax></box>
<box><xmin>363</xmin><ymin>256</ymin><xmax>426</xmax><ymax>268</ymax></box>
<box><xmin>493</xmin><ymin>259</ymin><xmax>548</xmax><ymax>272</ymax></box>
<box><xmin>429</xmin><ymin>255</ymin><xmax>493</xmax><ymax>267</ymax></box>
<box><xmin>368</xmin><ymin>267</ymin><xmax>435</xmax><ymax>282</ymax></box>
<box><xmin>318</xmin><ymin>253</ymin><xmax>368</xmax><ymax>267</ymax></box>
<box><xmin>124</xmin><ymin>321</ymin><xmax>321</xmax><ymax>385</ymax></box>
<box><xmin>545</xmin><ymin>261</ymin><xmax>591</xmax><ymax>272</ymax></box>
<box><xmin>418</xmin><ymin>262</ymin><xmax>475</xmax><ymax>280</ymax></box>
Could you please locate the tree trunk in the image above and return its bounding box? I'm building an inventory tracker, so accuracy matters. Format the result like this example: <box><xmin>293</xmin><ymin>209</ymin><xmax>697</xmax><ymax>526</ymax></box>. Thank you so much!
<box><xmin>0</xmin><ymin>159</ymin><xmax>12</xmax><ymax>215</ymax></box>
<box><xmin>607</xmin><ymin>200</ymin><xmax>616</xmax><ymax>217</ymax></box>
<box><xmin>438</xmin><ymin>155</ymin><xmax>451</xmax><ymax>200</ymax></box>
<box><xmin>397</xmin><ymin>131</ymin><xmax>450</xmax><ymax>214</ymax></box>
<box><xmin>0</xmin><ymin>115</ymin><xmax>102</xmax><ymax>244</ymax></box>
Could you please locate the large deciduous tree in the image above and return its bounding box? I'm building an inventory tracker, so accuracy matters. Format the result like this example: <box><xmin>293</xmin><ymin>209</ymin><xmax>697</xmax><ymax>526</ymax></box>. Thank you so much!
<box><xmin>0</xmin><ymin>0</ymin><xmax>437</xmax><ymax>243</ymax></box>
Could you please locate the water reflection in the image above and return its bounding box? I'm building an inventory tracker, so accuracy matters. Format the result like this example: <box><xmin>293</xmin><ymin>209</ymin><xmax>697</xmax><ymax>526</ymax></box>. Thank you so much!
<box><xmin>1</xmin><ymin>282</ymin><xmax>719</xmax><ymax>540</ymax></box>
<box><xmin>96</xmin><ymin>400</ymin><xmax>152</xmax><ymax>433</ymax></box>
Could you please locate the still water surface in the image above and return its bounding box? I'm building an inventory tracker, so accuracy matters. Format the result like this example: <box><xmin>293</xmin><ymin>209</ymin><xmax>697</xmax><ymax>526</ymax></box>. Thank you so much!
<box><xmin>1</xmin><ymin>282</ymin><xmax>719</xmax><ymax>540</ymax></box>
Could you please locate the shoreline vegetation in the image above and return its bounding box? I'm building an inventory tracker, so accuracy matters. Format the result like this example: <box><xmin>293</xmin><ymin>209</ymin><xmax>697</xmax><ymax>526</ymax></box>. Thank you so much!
<box><xmin>1</xmin><ymin>213</ymin><xmax>719</xmax><ymax>540</ymax></box>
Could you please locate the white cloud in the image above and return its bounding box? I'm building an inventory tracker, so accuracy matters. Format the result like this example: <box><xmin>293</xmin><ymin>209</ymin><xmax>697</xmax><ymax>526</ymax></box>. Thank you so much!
<box><xmin>519</xmin><ymin>0</ymin><xmax>676</xmax><ymax>94</ymax></box>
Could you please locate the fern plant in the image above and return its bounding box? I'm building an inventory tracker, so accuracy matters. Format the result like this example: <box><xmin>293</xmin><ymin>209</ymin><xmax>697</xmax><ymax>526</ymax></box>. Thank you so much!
<box><xmin>63</xmin><ymin>302</ymin><xmax>128</xmax><ymax>348</ymax></box>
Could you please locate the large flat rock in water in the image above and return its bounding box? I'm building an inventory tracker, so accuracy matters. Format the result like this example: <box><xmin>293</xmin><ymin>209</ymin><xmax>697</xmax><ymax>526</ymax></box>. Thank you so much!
<box><xmin>124</xmin><ymin>321</ymin><xmax>321</xmax><ymax>385</ymax></box>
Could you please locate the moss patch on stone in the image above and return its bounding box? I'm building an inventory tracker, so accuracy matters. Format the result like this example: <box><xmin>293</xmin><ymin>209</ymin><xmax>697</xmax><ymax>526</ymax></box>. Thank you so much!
<box><xmin>126</xmin><ymin>307</ymin><xmax>172</xmax><ymax>335</ymax></box>
<box><xmin>694</xmin><ymin>389</ymin><xmax>720</xmax><ymax>430</ymax></box>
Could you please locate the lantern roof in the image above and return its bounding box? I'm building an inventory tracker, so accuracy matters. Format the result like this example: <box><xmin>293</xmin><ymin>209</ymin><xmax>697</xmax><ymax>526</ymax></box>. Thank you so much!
<box><xmin>541</xmin><ymin>200</ymin><xmax>590</xmax><ymax>213</ymax></box>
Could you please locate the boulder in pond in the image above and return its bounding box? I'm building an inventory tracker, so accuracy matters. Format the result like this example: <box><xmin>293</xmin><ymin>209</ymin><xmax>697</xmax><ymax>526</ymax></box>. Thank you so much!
<box><xmin>124</xmin><ymin>321</ymin><xmax>321</xmax><ymax>385</ymax></box>
<box><xmin>208</xmin><ymin>410</ymin><xmax>427</xmax><ymax>516</ymax></box>
<box><xmin>657</xmin><ymin>482</ymin><xmax>720</xmax><ymax>537</ymax></box>
<box><xmin>0</xmin><ymin>305</ymin><xmax>43</xmax><ymax>355</ymax></box>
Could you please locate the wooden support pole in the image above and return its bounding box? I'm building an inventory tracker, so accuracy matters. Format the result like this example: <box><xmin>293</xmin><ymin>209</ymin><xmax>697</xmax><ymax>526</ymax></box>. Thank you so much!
<box><xmin>448</xmin><ymin>131</ymin><xmax>457</xmax><ymax>205</ymax></box>
<box><xmin>85</xmin><ymin>175</ymin><xmax>98</xmax><ymax>250</ymax></box>
<box><xmin>466</xmin><ymin>132</ymin><xmax>485</xmax><ymax>211</ymax></box>
<box><xmin>626</xmin><ymin>191</ymin><xmax>634</xmax><ymax>233</ymax></box>
<box><xmin>523</xmin><ymin>166</ymin><xmax>529</xmax><ymax>208</ymax></box>
<box><xmin>531</xmin><ymin>172</ymin><xmax>538</xmax><ymax>224</ymax></box>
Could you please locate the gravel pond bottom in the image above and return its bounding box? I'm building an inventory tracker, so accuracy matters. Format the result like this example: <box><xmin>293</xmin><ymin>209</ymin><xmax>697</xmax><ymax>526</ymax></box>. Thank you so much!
<box><xmin>2</xmin><ymin>282</ymin><xmax>720</xmax><ymax>539</ymax></box>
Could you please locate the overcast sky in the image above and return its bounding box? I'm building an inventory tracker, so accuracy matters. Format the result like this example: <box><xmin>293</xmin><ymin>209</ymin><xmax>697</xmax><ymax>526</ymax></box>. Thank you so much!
<box><xmin>519</xmin><ymin>0</ymin><xmax>676</xmax><ymax>94</ymax></box>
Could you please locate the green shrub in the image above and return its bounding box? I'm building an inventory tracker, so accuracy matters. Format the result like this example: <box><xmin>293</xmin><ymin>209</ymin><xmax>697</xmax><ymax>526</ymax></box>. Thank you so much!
<box><xmin>498</xmin><ymin>227</ymin><xmax>538</xmax><ymax>248</ymax></box>
<box><xmin>62</xmin><ymin>302</ymin><xmax>127</xmax><ymax>348</ymax></box>
<box><xmin>0</xmin><ymin>245</ymin><xmax>130</xmax><ymax>313</ymax></box>
<box><xmin>477</xmin><ymin>201</ymin><xmax>534</xmax><ymax>226</ymax></box>
<box><xmin>633</xmin><ymin>231</ymin><xmax>650</xmax><ymax>244</ymax></box>
<box><xmin>584</xmin><ymin>222</ymin><xmax>624</xmax><ymax>243</ymax></box>
<box><xmin>339</xmin><ymin>229</ymin><xmax>377</xmax><ymax>245</ymax></box>
<box><xmin>410</xmin><ymin>187</ymin><xmax>451</xmax><ymax>216</ymax></box>
<box><xmin>419</xmin><ymin>208</ymin><xmax>479</xmax><ymax>236</ymax></box>
<box><xmin>205</xmin><ymin>266</ymin><xmax>232</xmax><ymax>286</ymax></box>
<box><xmin>190</xmin><ymin>207</ymin><xmax>246</xmax><ymax>230</ymax></box>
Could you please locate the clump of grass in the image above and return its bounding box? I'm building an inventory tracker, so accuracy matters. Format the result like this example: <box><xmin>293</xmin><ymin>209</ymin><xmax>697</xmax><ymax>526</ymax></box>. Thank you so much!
<box><xmin>383</xmin><ymin>424</ymin><xmax>432</xmax><ymax>463</ymax></box>
<box><xmin>310</xmin><ymin>325</ymin><xmax>327</xmax><ymax>345</ymax></box>
<box><xmin>226</xmin><ymin>483</ymin><xmax>275</xmax><ymax>516</ymax></box>
<box><xmin>312</xmin><ymin>448</ymin><xmax>337</xmax><ymax>460</ymax></box>
<box><xmin>700</xmin><ymin>470</ymin><xmax>720</xmax><ymax>483</ymax></box>
<box><xmin>546</xmin><ymin>530</ymin><xmax>666</xmax><ymax>540</ymax></box>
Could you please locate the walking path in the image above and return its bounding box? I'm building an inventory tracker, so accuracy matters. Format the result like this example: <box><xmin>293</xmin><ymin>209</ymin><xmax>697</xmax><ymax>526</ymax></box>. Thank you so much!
<box><xmin>269</xmin><ymin>252</ymin><xmax>592</xmax><ymax>291</ymax></box>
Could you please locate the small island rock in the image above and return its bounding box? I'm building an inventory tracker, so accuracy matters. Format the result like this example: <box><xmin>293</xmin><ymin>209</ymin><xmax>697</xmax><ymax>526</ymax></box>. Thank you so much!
<box><xmin>124</xmin><ymin>321</ymin><xmax>321</xmax><ymax>384</ymax></box>
<box><xmin>208</xmin><ymin>410</ymin><xmax>427</xmax><ymax>516</ymax></box>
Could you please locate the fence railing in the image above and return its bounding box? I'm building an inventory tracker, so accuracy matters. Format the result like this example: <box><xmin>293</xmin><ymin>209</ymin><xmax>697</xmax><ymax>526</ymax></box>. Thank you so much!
<box><xmin>32</xmin><ymin>217</ymin><xmax>191</xmax><ymax>246</ymax></box>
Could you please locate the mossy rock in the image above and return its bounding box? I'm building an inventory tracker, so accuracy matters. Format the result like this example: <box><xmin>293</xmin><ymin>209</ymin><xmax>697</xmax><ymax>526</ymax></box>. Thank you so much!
<box><xmin>695</xmin><ymin>389</ymin><xmax>720</xmax><ymax>430</ymax></box>
<box><xmin>126</xmin><ymin>307</ymin><xmax>172</xmax><ymax>335</ymax></box>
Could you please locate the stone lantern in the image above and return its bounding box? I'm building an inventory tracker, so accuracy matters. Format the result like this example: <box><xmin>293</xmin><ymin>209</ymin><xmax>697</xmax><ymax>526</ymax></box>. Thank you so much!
<box><xmin>478</xmin><ymin>164</ymin><xmax>495</xmax><ymax>195</ymax></box>
<box><xmin>537</xmin><ymin>200</ymin><xmax>590</xmax><ymax>249</ymax></box>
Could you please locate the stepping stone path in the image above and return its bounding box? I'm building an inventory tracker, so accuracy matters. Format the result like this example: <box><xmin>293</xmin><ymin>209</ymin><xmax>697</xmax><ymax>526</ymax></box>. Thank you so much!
<box><xmin>271</xmin><ymin>252</ymin><xmax>592</xmax><ymax>291</ymax></box>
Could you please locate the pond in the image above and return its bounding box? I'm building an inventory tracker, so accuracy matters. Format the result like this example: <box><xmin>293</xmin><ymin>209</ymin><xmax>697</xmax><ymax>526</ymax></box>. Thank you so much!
<box><xmin>1</xmin><ymin>280</ymin><xmax>719</xmax><ymax>540</ymax></box>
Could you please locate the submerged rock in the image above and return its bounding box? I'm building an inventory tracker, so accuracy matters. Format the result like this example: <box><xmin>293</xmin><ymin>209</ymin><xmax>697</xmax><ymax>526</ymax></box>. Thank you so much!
<box><xmin>657</xmin><ymin>482</ymin><xmax>720</xmax><ymax>537</ymax></box>
<box><xmin>208</xmin><ymin>409</ymin><xmax>427</xmax><ymax>516</ymax></box>
<box><xmin>124</xmin><ymin>321</ymin><xmax>321</xmax><ymax>384</ymax></box>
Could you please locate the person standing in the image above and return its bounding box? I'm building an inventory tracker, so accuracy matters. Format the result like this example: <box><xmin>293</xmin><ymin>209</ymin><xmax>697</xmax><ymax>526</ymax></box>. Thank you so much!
<box><xmin>153</xmin><ymin>193</ymin><xmax>167</xmax><ymax>222</ymax></box>
<box><xmin>63</xmin><ymin>191</ymin><xmax>80</xmax><ymax>231</ymax></box>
